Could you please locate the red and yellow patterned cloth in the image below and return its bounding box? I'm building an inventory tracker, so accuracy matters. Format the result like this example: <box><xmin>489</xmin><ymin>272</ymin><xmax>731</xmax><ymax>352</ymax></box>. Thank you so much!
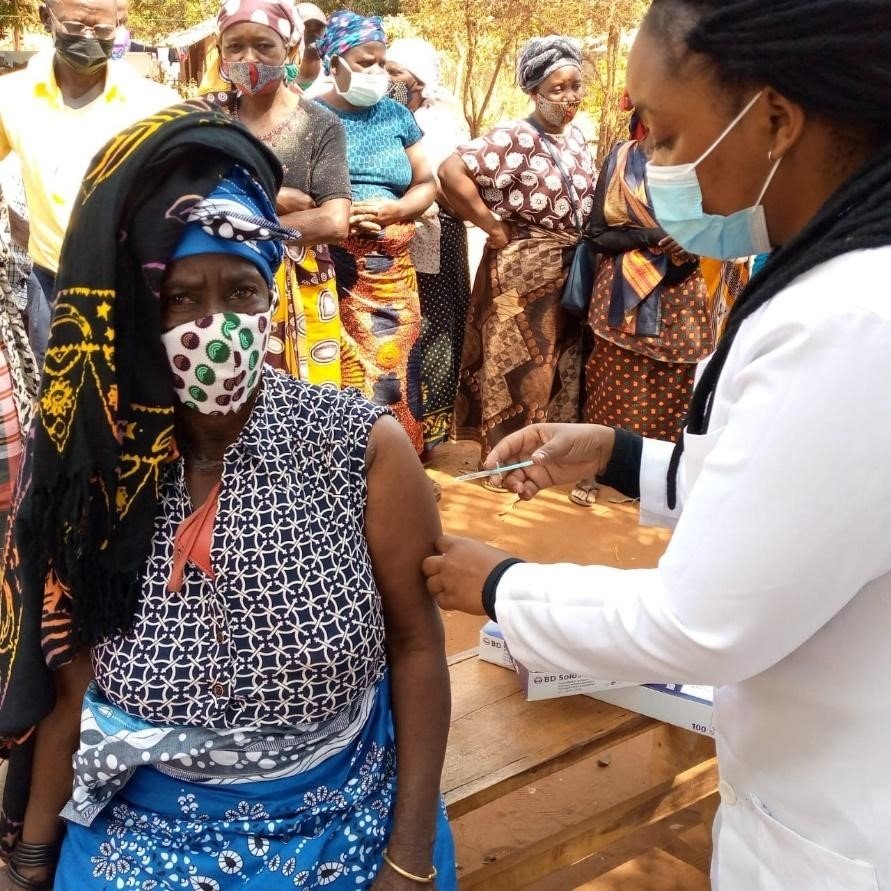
<box><xmin>332</xmin><ymin>223</ymin><xmax>423</xmax><ymax>453</ymax></box>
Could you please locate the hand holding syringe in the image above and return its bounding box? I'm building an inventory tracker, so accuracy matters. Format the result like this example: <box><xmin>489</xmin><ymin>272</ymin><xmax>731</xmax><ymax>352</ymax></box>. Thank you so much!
<box><xmin>453</xmin><ymin>424</ymin><xmax>617</xmax><ymax>498</ymax></box>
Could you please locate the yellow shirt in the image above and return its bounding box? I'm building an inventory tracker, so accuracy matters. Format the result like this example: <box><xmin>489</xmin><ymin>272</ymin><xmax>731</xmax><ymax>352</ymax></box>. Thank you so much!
<box><xmin>0</xmin><ymin>51</ymin><xmax>179</xmax><ymax>272</ymax></box>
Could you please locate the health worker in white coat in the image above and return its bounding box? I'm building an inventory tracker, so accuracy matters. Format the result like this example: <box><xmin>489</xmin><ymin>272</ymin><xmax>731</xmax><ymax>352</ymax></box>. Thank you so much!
<box><xmin>423</xmin><ymin>1</ymin><xmax>891</xmax><ymax>889</ymax></box>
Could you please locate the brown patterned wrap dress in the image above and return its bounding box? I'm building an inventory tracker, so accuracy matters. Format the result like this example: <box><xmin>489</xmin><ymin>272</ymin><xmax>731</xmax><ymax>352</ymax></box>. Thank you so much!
<box><xmin>453</xmin><ymin>120</ymin><xmax>595</xmax><ymax>457</ymax></box>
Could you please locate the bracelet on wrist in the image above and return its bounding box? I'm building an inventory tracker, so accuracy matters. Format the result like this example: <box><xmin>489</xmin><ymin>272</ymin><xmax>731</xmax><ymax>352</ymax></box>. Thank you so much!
<box><xmin>381</xmin><ymin>848</ymin><xmax>437</xmax><ymax>884</ymax></box>
<box><xmin>6</xmin><ymin>861</ymin><xmax>55</xmax><ymax>891</ymax></box>
<box><xmin>11</xmin><ymin>840</ymin><xmax>62</xmax><ymax>869</ymax></box>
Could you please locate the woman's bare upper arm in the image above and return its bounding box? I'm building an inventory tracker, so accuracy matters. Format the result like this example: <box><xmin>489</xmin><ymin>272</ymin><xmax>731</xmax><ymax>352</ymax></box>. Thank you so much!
<box><xmin>364</xmin><ymin>415</ymin><xmax>443</xmax><ymax>647</ymax></box>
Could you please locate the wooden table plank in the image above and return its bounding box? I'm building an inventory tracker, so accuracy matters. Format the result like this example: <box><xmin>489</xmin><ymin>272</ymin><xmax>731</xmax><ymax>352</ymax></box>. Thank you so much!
<box><xmin>460</xmin><ymin>757</ymin><xmax>719</xmax><ymax>889</ymax></box>
<box><xmin>444</xmin><ymin>654</ymin><xmax>657</xmax><ymax>818</ymax></box>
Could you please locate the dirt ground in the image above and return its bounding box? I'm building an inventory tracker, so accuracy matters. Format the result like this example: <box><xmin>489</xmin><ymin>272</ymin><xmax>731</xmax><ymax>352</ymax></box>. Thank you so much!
<box><xmin>427</xmin><ymin>441</ymin><xmax>713</xmax><ymax>891</ymax></box>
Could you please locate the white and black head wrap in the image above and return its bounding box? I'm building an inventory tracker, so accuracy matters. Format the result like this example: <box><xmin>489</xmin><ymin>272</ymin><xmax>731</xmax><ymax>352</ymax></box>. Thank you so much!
<box><xmin>516</xmin><ymin>35</ymin><xmax>583</xmax><ymax>93</ymax></box>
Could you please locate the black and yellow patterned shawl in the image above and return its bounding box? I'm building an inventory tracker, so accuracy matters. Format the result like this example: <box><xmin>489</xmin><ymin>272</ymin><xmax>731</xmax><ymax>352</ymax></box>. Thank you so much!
<box><xmin>0</xmin><ymin>101</ymin><xmax>284</xmax><ymax>744</ymax></box>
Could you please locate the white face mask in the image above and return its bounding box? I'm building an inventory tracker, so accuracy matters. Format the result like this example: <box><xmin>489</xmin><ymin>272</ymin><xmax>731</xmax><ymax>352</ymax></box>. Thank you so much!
<box><xmin>646</xmin><ymin>91</ymin><xmax>782</xmax><ymax>260</ymax></box>
<box><xmin>162</xmin><ymin>310</ymin><xmax>271</xmax><ymax>414</ymax></box>
<box><xmin>334</xmin><ymin>58</ymin><xmax>389</xmax><ymax>107</ymax></box>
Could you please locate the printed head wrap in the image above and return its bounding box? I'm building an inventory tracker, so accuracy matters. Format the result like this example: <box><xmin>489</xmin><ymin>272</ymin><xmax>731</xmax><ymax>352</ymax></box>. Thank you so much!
<box><xmin>315</xmin><ymin>9</ymin><xmax>386</xmax><ymax>74</ymax></box>
<box><xmin>516</xmin><ymin>35</ymin><xmax>583</xmax><ymax>93</ymax></box>
<box><xmin>387</xmin><ymin>37</ymin><xmax>440</xmax><ymax>99</ymax></box>
<box><xmin>217</xmin><ymin>0</ymin><xmax>303</xmax><ymax>48</ymax></box>
<box><xmin>171</xmin><ymin>165</ymin><xmax>292</xmax><ymax>286</ymax></box>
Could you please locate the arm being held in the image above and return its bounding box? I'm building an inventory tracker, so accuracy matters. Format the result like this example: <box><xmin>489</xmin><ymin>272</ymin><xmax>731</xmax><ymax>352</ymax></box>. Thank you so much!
<box><xmin>364</xmin><ymin>416</ymin><xmax>450</xmax><ymax>880</ymax></box>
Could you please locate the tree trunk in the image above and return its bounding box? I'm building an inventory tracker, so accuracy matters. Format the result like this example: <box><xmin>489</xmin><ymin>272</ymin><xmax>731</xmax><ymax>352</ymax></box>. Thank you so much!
<box><xmin>474</xmin><ymin>36</ymin><xmax>512</xmax><ymax>138</ymax></box>
<box><xmin>595</xmin><ymin>24</ymin><xmax>621</xmax><ymax>168</ymax></box>
<box><xmin>12</xmin><ymin>0</ymin><xmax>22</xmax><ymax>51</ymax></box>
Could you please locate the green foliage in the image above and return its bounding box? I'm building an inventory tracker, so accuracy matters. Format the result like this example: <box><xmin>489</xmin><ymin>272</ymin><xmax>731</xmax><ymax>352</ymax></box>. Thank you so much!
<box><xmin>341</xmin><ymin>0</ymin><xmax>402</xmax><ymax>16</ymax></box>
<box><xmin>127</xmin><ymin>0</ymin><xmax>215</xmax><ymax>44</ymax></box>
<box><xmin>397</xmin><ymin>0</ymin><xmax>648</xmax><ymax>148</ymax></box>
<box><xmin>0</xmin><ymin>0</ymin><xmax>41</xmax><ymax>48</ymax></box>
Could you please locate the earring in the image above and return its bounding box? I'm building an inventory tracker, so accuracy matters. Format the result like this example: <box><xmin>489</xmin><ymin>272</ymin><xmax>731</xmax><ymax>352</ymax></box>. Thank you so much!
<box><xmin>768</xmin><ymin>150</ymin><xmax>773</xmax><ymax>163</ymax></box>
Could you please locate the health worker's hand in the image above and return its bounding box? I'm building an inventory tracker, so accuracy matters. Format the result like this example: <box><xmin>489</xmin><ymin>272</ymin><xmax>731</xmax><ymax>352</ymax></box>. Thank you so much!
<box><xmin>482</xmin><ymin>423</ymin><xmax>616</xmax><ymax>500</ymax></box>
<box><xmin>422</xmin><ymin>534</ymin><xmax>515</xmax><ymax>615</ymax></box>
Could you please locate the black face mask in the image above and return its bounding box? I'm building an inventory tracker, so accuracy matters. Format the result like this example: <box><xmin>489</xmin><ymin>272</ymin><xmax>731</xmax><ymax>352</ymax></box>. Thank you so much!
<box><xmin>54</xmin><ymin>31</ymin><xmax>115</xmax><ymax>75</ymax></box>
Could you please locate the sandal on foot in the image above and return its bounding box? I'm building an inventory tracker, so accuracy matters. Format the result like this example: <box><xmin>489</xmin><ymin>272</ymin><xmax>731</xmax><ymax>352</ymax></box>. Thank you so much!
<box><xmin>569</xmin><ymin>480</ymin><xmax>599</xmax><ymax>507</ymax></box>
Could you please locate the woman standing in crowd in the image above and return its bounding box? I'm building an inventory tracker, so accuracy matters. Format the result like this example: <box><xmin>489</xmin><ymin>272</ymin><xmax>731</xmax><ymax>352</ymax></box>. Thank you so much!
<box><xmin>439</xmin><ymin>36</ymin><xmax>595</xmax><ymax>464</ymax></box>
<box><xmin>426</xmin><ymin>0</ymin><xmax>891</xmax><ymax>887</ymax></box>
<box><xmin>316</xmin><ymin>12</ymin><xmax>436</xmax><ymax>453</ymax></box>
<box><xmin>386</xmin><ymin>38</ymin><xmax>472</xmax><ymax>455</ymax></box>
<box><xmin>205</xmin><ymin>0</ymin><xmax>351</xmax><ymax>386</ymax></box>
<box><xmin>0</xmin><ymin>103</ymin><xmax>456</xmax><ymax>890</ymax></box>
<box><xmin>570</xmin><ymin>106</ymin><xmax>716</xmax><ymax>506</ymax></box>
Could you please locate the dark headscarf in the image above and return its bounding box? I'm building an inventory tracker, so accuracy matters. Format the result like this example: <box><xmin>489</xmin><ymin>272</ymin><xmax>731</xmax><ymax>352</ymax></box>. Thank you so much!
<box><xmin>516</xmin><ymin>35</ymin><xmax>582</xmax><ymax>93</ymax></box>
<box><xmin>0</xmin><ymin>101</ymin><xmax>286</xmax><ymax>743</ymax></box>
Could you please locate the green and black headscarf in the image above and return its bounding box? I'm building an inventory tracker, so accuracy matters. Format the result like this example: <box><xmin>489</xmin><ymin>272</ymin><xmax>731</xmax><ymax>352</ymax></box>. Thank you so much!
<box><xmin>0</xmin><ymin>100</ymin><xmax>286</xmax><ymax>741</ymax></box>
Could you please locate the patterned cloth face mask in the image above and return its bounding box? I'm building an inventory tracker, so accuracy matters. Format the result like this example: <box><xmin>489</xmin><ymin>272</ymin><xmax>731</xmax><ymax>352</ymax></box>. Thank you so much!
<box><xmin>220</xmin><ymin>59</ymin><xmax>284</xmax><ymax>96</ymax></box>
<box><xmin>162</xmin><ymin>310</ymin><xmax>272</xmax><ymax>414</ymax></box>
<box><xmin>536</xmin><ymin>95</ymin><xmax>581</xmax><ymax>126</ymax></box>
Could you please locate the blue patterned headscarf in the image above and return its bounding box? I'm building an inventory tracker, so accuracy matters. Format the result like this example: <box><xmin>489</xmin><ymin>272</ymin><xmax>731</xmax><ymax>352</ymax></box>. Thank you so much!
<box><xmin>315</xmin><ymin>9</ymin><xmax>386</xmax><ymax>74</ymax></box>
<box><xmin>171</xmin><ymin>165</ymin><xmax>296</xmax><ymax>285</ymax></box>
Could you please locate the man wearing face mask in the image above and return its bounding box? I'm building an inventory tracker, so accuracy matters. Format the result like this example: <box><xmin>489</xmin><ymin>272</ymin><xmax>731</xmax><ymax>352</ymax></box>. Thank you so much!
<box><xmin>0</xmin><ymin>0</ymin><xmax>177</xmax><ymax>320</ymax></box>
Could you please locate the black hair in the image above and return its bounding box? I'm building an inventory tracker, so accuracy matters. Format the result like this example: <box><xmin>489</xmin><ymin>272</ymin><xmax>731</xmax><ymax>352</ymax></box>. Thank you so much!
<box><xmin>640</xmin><ymin>0</ymin><xmax>891</xmax><ymax>508</ymax></box>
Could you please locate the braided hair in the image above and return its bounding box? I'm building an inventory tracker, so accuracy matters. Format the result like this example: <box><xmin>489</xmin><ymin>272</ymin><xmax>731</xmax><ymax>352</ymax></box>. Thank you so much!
<box><xmin>641</xmin><ymin>0</ymin><xmax>891</xmax><ymax>509</ymax></box>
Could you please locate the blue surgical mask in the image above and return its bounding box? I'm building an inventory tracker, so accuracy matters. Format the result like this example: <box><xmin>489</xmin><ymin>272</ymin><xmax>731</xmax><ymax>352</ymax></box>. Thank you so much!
<box><xmin>646</xmin><ymin>91</ymin><xmax>782</xmax><ymax>260</ymax></box>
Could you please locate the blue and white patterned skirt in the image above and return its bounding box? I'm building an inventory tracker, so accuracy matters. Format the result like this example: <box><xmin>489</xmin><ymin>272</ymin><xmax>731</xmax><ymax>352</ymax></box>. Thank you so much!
<box><xmin>56</xmin><ymin>680</ymin><xmax>457</xmax><ymax>890</ymax></box>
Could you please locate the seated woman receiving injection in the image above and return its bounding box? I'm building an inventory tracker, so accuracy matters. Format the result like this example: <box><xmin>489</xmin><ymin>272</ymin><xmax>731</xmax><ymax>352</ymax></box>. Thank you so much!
<box><xmin>0</xmin><ymin>102</ymin><xmax>456</xmax><ymax>891</ymax></box>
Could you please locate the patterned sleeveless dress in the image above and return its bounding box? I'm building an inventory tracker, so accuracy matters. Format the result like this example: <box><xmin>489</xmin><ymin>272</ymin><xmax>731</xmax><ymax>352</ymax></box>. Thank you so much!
<box><xmin>56</xmin><ymin>367</ymin><xmax>458</xmax><ymax>890</ymax></box>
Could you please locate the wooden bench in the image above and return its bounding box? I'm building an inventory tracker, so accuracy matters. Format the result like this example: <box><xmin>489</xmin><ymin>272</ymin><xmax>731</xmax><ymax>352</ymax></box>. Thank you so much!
<box><xmin>443</xmin><ymin>650</ymin><xmax>718</xmax><ymax>889</ymax></box>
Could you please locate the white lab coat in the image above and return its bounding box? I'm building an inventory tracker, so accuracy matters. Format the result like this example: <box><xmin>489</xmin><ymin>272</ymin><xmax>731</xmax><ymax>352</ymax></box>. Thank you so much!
<box><xmin>496</xmin><ymin>247</ymin><xmax>891</xmax><ymax>890</ymax></box>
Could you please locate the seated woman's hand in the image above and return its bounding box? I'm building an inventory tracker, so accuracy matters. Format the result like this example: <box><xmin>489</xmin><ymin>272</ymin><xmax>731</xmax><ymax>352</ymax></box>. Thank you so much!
<box><xmin>484</xmin><ymin>423</ymin><xmax>616</xmax><ymax>500</ymax></box>
<box><xmin>423</xmin><ymin>534</ymin><xmax>515</xmax><ymax>615</ymax></box>
<box><xmin>276</xmin><ymin>186</ymin><xmax>316</xmax><ymax>214</ymax></box>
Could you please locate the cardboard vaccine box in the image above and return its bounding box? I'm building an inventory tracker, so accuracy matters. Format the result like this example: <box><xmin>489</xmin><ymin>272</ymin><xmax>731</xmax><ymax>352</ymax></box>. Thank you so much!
<box><xmin>479</xmin><ymin>622</ymin><xmax>634</xmax><ymax>701</ymax></box>
<box><xmin>515</xmin><ymin>664</ymin><xmax>636</xmax><ymax>701</ymax></box>
<box><xmin>478</xmin><ymin>621</ymin><xmax>515</xmax><ymax>670</ymax></box>
<box><xmin>587</xmin><ymin>683</ymin><xmax>716</xmax><ymax>737</ymax></box>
